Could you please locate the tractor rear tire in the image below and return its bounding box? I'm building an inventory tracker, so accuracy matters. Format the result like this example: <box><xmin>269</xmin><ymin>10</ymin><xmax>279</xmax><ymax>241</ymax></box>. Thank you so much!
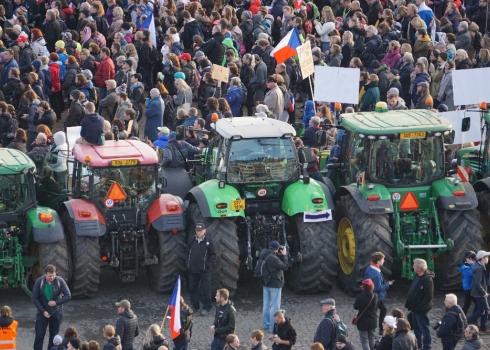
<box><xmin>437</xmin><ymin>209</ymin><xmax>483</xmax><ymax>291</ymax></box>
<box><xmin>336</xmin><ymin>195</ymin><xmax>393</xmax><ymax>295</ymax></box>
<box><xmin>38</xmin><ymin>235</ymin><xmax>71</xmax><ymax>283</ymax></box>
<box><xmin>477</xmin><ymin>190</ymin><xmax>490</xmax><ymax>247</ymax></box>
<box><xmin>288</xmin><ymin>215</ymin><xmax>337</xmax><ymax>293</ymax></box>
<box><xmin>148</xmin><ymin>231</ymin><xmax>187</xmax><ymax>292</ymax></box>
<box><xmin>187</xmin><ymin>203</ymin><xmax>239</xmax><ymax>294</ymax></box>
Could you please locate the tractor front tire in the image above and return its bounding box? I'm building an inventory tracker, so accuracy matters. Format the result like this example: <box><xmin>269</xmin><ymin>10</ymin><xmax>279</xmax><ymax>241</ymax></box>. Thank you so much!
<box><xmin>288</xmin><ymin>215</ymin><xmax>337</xmax><ymax>293</ymax></box>
<box><xmin>38</xmin><ymin>235</ymin><xmax>71</xmax><ymax>283</ymax></box>
<box><xmin>336</xmin><ymin>195</ymin><xmax>393</xmax><ymax>294</ymax></box>
<box><xmin>437</xmin><ymin>209</ymin><xmax>483</xmax><ymax>290</ymax></box>
<box><xmin>148</xmin><ymin>231</ymin><xmax>187</xmax><ymax>292</ymax></box>
<box><xmin>187</xmin><ymin>203</ymin><xmax>239</xmax><ymax>294</ymax></box>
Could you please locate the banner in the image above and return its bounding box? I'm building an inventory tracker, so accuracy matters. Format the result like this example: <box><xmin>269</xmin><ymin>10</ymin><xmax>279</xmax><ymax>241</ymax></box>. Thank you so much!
<box><xmin>211</xmin><ymin>64</ymin><xmax>230</xmax><ymax>82</ymax></box>
<box><xmin>440</xmin><ymin>110</ymin><xmax>482</xmax><ymax>145</ymax></box>
<box><xmin>314</xmin><ymin>66</ymin><xmax>360</xmax><ymax>104</ymax></box>
<box><xmin>296</xmin><ymin>41</ymin><xmax>314</xmax><ymax>79</ymax></box>
<box><xmin>452</xmin><ymin>68</ymin><xmax>490</xmax><ymax>106</ymax></box>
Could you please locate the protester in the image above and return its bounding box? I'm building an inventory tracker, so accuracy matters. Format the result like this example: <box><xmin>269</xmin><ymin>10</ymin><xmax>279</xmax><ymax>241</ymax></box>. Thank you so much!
<box><xmin>102</xmin><ymin>325</ymin><xmax>121</xmax><ymax>350</ymax></box>
<box><xmin>142</xmin><ymin>324</ymin><xmax>168</xmax><ymax>350</ymax></box>
<box><xmin>374</xmin><ymin>316</ymin><xmax>397</xmax><ymax>350</ymax></box>
<box><xmin>271</xmin><ymin>310</ymin><xmax>296</xmax><ymax>350</ymax></box>
<box><xmin>115</xmin><ymin>299</ymin><xmax>139</xmax><ymax>350</ymax></box>
<box><xmin>250</xmin><ymin>330</ymin><xmax>266</xmax><ymax>350</ymax></box>
<box><xmin>353</xmin><ymin>278</ymin><xmax>378</xmax><ymax>350</ymax></box>
<box><xmin>436</xmin><ymin>293</ymin><xmax>467</xmax><ymax>350</ymax></box>
<box><xmin>211</xmin><ymin>289</ymin><xmax>236</xmax><ymax>350</ymax></box>
<box><xmin>467</xmin><ymin>250</ymin><xmax>490</xmax><ymax>333</ymax></box>
<box><xmin>314</xmin><ymin>298</ymin><xmax>340</xmax><ymax>350</ymax></box>
<box><xmin>459</xmin><ymin>251</ymin><xmax>477</xmax><ymax>315</ymax></box>
<box><xmin>0</xmin><ymin>306</ymin><xmax>17</xmax><ymax>350</ymax></box>
<box><xmin>173</xmin><ymin>297</ymin><xmax>193</xmax><ymax>350</ymax></box>
<box><xmin>461</xmin><ymin>325</ymin><xmax>484</xmax><ymax>350</ymax></box>
<box><xmin>392</xmin><ymin>318</ymin><xmax>417</xmax><ymax>350</ymax></box>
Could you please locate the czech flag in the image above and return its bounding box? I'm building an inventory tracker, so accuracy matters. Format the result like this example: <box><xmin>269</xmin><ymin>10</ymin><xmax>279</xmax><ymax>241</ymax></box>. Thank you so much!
<box><xmin>168</xmin><ymin>276</ymin><xmax>181</xmax><ymax>339</ymax></box>
<box><xmin>270</xmin><ymin>28</ymin><xmax>301</xmax><ymax>64</ymax></box>
<box><xmin>141</xmin><ymin>3</ymin><xmax>157</xmax><ymax>47</ymax></box>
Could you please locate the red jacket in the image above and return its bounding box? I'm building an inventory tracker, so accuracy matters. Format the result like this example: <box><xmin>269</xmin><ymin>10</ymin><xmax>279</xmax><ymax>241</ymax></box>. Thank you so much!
<box><xmin>95</xmin><ymin>56</ymin><xmax>115</xmax><ymax>88</ymax></box>
<box><xmin>48</xmin><ymin>62</ymin><xmax>61</xmax><ymax>93</ymax></box>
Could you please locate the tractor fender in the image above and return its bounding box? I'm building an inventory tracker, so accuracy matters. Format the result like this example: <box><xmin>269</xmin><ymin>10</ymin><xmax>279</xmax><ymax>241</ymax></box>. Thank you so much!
<box><xmin>436</xmin><ymin>182</ymin><xmax>478</xmax><ymax>211</ymax></box>
<box><xmin>26</xmin><ymin>207</ymin><xmax>64</xmax><ymax>244</ymax></box>
<box><xmin>282</xmin><ymin>179</ymin><xmax>334</xmax><ymax>216</ymax></box>
<box><xmin>186</xmin><ymin>180</ymin><xmax>245</xmax><ymax>218</ymax></box>
<box><xmin>63</xmin><ymin>199</ymin><xmax>106</xmax><ymax>237</ymax></box>
<box><xmin>335</xmin><ymin>185</ymin><xmax>394</xmax><ymax>215</ymax></box>
<box><xmin>147</xmin><ymin>194</ymin><xmax>186</xmax><ymax>232</ymax></box>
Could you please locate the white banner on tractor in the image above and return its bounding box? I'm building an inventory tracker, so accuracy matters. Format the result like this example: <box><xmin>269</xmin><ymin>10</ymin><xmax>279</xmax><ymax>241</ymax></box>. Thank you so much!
<box><xmin>313</xmin><ymin>66</ymin><xmax>360</xmax><ymax>104</ymax></box>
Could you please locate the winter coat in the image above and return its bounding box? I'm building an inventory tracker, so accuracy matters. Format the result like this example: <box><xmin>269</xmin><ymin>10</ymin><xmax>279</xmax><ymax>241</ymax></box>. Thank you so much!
<box><xmin>364</xmin><ymin>265</ymin><xmax>390</xmax><ymax>301</ymax></box>
<box><xmin>187</xmin><ymin>235</ymin><xmax>216</xmax><ymax>273</ymax></box>
<box><xmin>63</xmin><ymin>62</ymin><xmax>79</xmax><ymax>96</ymax></box>
<box><xmin>31</xmin><ymin>275</ymin><xmax>71</xmax><ymax>315</ymax></box>
<box><xmin>353</xmin><ymin>290</ymin><xmax>378</xmax><ymax>331</ymax></box>
<box><xmin>260</xmin><ymin>249</ymin><xmax>288</xmax><ymax>288</ymax></box>
<box><xmin>413</xmin><ymin>38</ymin><xmax>432</xmax><ymax>61</ymax></box>
<box><xmin>341</xmin><ymin>44</ymin><xmax>353</xmax><ymax>67</ymax></box>
<box><xmin>411</xmin><ymin>72</ymin><xmax>431</xmax><ymax>106</ymax></box>
<box><xmin>436</xmin><ymin>304</ymin><xmax>466</xmax><ymax>341</ymax></box>
<box><xmin>115</xmin><ymin>99</ymin><xmax>133</xmax><ymax>122</ymax></box>
<box><xmin>213</xmin><ymin>302</ymin><xmax>236</xmax><ymax>340</ymax></box>
<box><xmin>80</xmin><ymin>113</ymin><xmax>104</xmax><ymax>145</ymax></box>
<box><xmin>392</xmin><ymin>331</ymin><xmax>417</xmax><ymax>350</ymax></box>
<box><xmin>461</xmin><ymin>338</ymin><xmax>484</xmax><ymax>350</ymax></box>
<box><xmin>375</xmin><ymin>334</ymin><xmax>393</xmax><ymax>350</ymax></box>
<box><xmin>2</xmin><ymin>77</ymin><xmax>22</xmax><ymax>107</ymax></box>
<box><xmin>153</xmin><ymin>135</ymin><xmax>169</xmax><ymax>150</ymax></box>
<box><xmin>438</xmin><ymin>70</ymin><xmax>454</xmax><ymax>110</ymax></box>
<box><xmin>116</xmin><ymin>310</ymin><xmax>139</xmax><ymax>350</ymax></box>
<box><xmin>66</xmin><ymin>101</ymin><xmax>85</xmax><ymax>128</ymax></box>
<box><xmin>48</xmin><ymin>62</ymin><xmax>62</xmax><ymax>93</ymax></box>
<box><xmin>44</xmin><ymin>19</ymin><xmax>63</xmax><ymax>52</ymax></box>
<box><xmin>142</xmin><ymin>334</ymin><xmax>168</xmax><ymax>350</ymax></box>
<box><xmin>327</xmin><ymin>53</ymin><xmax>343</xmax><ymax>67</ymax></box>
<box><xmin>362</xmin><ymin>35</ymin><xmax>383</xmax><ymax>68</ymax></box>
<box><xmin>381</xmin><ymin>49</ymin><xmax>401</xmax><ymax>69</ymax></box>
<box><xmin>49</xmin><ymin>131</ymin><xmax>68</xmax><ymax>173</ymax></box>
<box><xmin>1</xmin><ymin>58</ymin><xmax>19</xmax><ymax>85</ymax></box>
<box><xmin>459</xmin><ymin>263</ymin><xmax>474</xmax><ymax>291</ymax></box>
<box><xmin>315</xmin><ymin>21</ymin><xmax>335</xmax><ymax>43</ymax></box>
<box><xmin>144</xmin><ymin>97</ymin><xmax>165</xmax><ymax>141</ymax></box>
<box><xmin>162</xmin><ymin>140</ymin><xmax>200</xmax><ymax>168</ymax></box>
<box><xmin>31</xmin><ymin>38</ymin><xmax>50</xmax><ymax>58</ymax></box>
<box><xmin>37</xmin><ymin>110</ymin><xmax>57</xmax><ymax>130</ymax></box>
<box><xmin>398</xmin><ymin>62</ymin><xmax>414</xmax><ymax>103</ymax></box>
<box><xmin>0</xmin><ymin>113</ymin><xmax>17</xmax><ymax>146</ymax></box>
<box><xmin>28</xmin><ymin>143</ymin><xmax>51</xmax><ymax>171</ymax></box>
<box><xmin>456</xmin><ymin>29</ymin><xmax>472</xmax><ymax>52</ymax></box>
<box><xmin>225</xmin><ymin>86</ymin><xmax>246</xmax><ymax>117</ymax></box>
<box><xmin>95</xmin><ymin>57</ymin><xmax>116</xmax><ymax>88</ymax></box>
<box><xmin>18</xmin><ymin>45</ymin><xmax>35</xmax><ymax>74</ymax></box>
<box><xmin>264</xmin><ymin>86</ymin><xmax>284</xmax><ymax>120</ymax></box>
<box><xmin>405</xmin><ymin>270</ymin><xmax>434</xmax><ymax>313</ymax></box>
<box><xmin>314</xmin><ymin>310</ymin><xmax>337</xmax><ymax>350</ymax></box>
<box><xmin>173</xmin><ymin>88</ymin><xmax>193</xmax><ymax>108</ymax></box>
<box><xmin>181</xmin><ymin>20</ymin><xmax>204</xmax><ymax>51</ymax></box>
<box><xmin>471</xmin><ymin>261</ymin><xmax>488</xmax><ymax>298</ymax></box>
<box><xmin>103</xmin><ymin>335</ymin><xmax>122</xmax><ymax>350</ymax></box>
<box><xmin>202</xmin><ymin>32</ymin><xmax>225</xmax><ymax>66</ymax></box>
<box><xmin>272</xmin><ymin>318</ymin><xmax>296</xmax><ymax>350</ymax></box>
<box><xmin>361</xmin><ymin>82</ymin><xmax>380</xmax><ymax>111</ymax></box>
<box><xmin>303</xmin><ymin>100</ymin><xmax>316</xmax><ymax>128</ymax></box>
<box><xmin>7</xmin><ymin>140</ymin><xmax>27</xmax><ymax>153</ymax></box>
<box><xmin>430</xmin><ymin>64</ymin><xmax>445</xmax><ymax>99</ymax></box>
<box><xmin>99</xmin><ymin>90</ymin><xmax>118</xmax><ymax>121</ymax></box>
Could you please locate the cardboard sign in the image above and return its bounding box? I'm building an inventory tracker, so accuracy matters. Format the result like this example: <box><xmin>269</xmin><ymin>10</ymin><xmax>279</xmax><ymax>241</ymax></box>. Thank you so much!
<box><xmin>296</xmin><ymin>41</ymin><xmax>315</xmax><ymax>79</ymax></box>
<box><xmin>314</xmin><ymin>66</ymin><xmax>360</xmax><ymax>104</ymax></box>
<box><xmin>452</xmin><ymin>68</ymin><xmax>490</xmax><ymax>106</ymax></box>
<box><xmin>211</xmin><ymin>64</ymin><xmax>230</xmax><ymax>82</ymax></box>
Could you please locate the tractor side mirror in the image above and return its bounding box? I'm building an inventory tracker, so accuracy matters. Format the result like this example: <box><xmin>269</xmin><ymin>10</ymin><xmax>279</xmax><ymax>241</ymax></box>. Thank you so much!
<box><xmin>302</xmin><ymin>163</ymin><xmax>310</xmax><ymax>184</ymax></box>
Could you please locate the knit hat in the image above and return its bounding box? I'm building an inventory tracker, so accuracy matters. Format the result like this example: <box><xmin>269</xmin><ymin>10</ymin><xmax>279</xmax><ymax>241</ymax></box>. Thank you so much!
<box><xmin>81</xmin><ymin>69</ymin><xmax>93</xmax><ymax>81</ymax></box>
<box><xmin>383</xmin><ymin>316</ymin><xmax>397</xmax><ymax>328</ymax></box>
<box><xmin>32</xmin><ymin>60</ymin><xmax>41</xmax><ymax>71</ymax></box>
<box><xmin>174</xmin><ymin>71</ymin><xmax>186</xmax><ymax>80</ymax></box>
<box><xmin>269</xmin><ymin>240</ymin><xmax>280</xmax><ymax>250</ymax></box>
<box><xmin>193</xmin><ymin>50</ymin><xmax>205</xmax><ymax>61</ymax></box>
<box><xmin>179</xmin><ymin>52</ymin><xmax>192</xmax><ymax>61</ymax></box>
<box><xmin>387</xmin><ymin>87</ymin><xmax>400</xmax><ymax>98</ymax></box>
<box><xmin>53</xmin><ymin>335</ymin><xmax>63</xmax><ymax>346</ymax></box>
<box><xmin>157</xmin><ymin>126</ymin><xmax>170</xmax><ymax>135</ymax></box>
<box><xmin>150</xmin><ymin>88</ymin><xmax>160</xmax><ymax>98</ymax></box>
<box><xmin>55</xmin><ymin>40</ymin><xmax>65</xmax><ymax>49</ymax></box>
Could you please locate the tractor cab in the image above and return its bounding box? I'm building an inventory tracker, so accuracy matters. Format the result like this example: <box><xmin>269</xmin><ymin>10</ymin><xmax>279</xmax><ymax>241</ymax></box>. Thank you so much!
<box><xmin>327</xmin><ymin>110</ymin><xmax>483</xmax><ymax>291</ymax></box>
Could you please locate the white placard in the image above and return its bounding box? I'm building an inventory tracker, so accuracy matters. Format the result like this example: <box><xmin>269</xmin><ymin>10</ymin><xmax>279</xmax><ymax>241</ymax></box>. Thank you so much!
<box><xmin>66</xmin><ymin>126</ymin><xmax>81</xmax><ymax>151</ymax></box>
<box><xmin>452</xmin><ymin>68</ymin><xmax>490</xmax><ymax>106</ymax></box>
<box><xmin>296</xmin><ymin>41</ymin><xmax>314</xmax><ymax>79</ymax></box>
<box><xmin>314</xmin><ymin>66</ymin><xmax>360</xmax><ymax>104</ymax></box>
<box><xmin>440</xmin><ymin>110</ymin><xmax>482</xmax><ymax>145</ymax></box>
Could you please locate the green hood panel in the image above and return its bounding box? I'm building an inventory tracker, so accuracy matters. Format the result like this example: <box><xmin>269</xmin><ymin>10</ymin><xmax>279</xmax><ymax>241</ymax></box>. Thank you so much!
<box><xmin>189</xmin><ymin>179</ymin><xmax>245</xmax><ymax>218</ymax></box>
<box><xmin>281</xmin><ymin>179</ymin><xmax>330</xmax><ymax>216</ymax></box>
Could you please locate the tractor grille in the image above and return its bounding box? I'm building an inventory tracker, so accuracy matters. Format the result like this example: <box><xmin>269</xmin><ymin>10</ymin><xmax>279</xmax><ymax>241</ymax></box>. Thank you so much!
<box><xmin>246</xmin><ymin>200</ymin><xmax>282</xmax><ymax>215</ymax></box>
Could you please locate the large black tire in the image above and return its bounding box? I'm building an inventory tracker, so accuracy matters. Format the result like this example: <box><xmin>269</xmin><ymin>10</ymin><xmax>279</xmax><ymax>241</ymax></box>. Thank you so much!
<box><xmin>477</xmin><ymin>190</ymin><xmax>490</xmax><ymax>247</ymax></box>
<box><xmin>437</xmin><ymin>209</ymin><xmax>483</xmax><ymax>291</ymax></box>
<box><xmin>288</xmin><ymin>215</ymin><xmax>337</xmax><ymax>293</ymax></box>
<box><xmin>148</xmin><ymin>231</ymin><xmax>187</xmax><ymax>292</ymax></box>
<box><xmin>38</xmin><ymin>235</ymin><xmax>71</xmax><ymax>283</ymax></box>
<box><xmin>63</xmin><ymin>213</ymin><xmax>101</xmax><ymax>298</ymax></box>
<box><xmin>187</xmin><ymin>203</ymin><xmax>239</xmax><ymax>294</ymax></box>
<box><xmin>336</xmin><ymin>195</ymin><xmax>393</xmax><ymax>294</ymax></box>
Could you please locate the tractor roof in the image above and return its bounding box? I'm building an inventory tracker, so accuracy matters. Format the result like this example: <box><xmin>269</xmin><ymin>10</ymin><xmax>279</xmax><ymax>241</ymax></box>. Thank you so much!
<box><xmin>73</xmin><ymin>140</ymin><xmax>158</xmax><ymax>167</ymax></box>
<box><xmin>340</xmin><ymin>110</ymin><xmax>452</xmax><ymax>135</ymax></box>
<box><xmin>214</xmin><ymin>117</ymin><xmax>296</xmax><ymax>139</ymax></box>
<box><xmin>0</xmin><ymin>148</ymin><xmax>35</xmax><ymax>174</ymax></box>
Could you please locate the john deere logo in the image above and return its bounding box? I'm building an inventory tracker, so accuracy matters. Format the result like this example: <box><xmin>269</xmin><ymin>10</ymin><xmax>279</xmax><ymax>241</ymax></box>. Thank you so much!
<box><xmin>392</xmin><ymin>192</ymin><xmax>401</xmax><ymax>201</ymax></box>
<box><xmin>257</xmin><ymin>188</ymin><xmax>267</xmax><ymax>197</ymax></box>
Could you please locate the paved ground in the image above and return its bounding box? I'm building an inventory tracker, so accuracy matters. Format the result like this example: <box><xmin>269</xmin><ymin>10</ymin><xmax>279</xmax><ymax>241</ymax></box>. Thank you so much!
<box><xmin>3</xmin><ymin>271</ymin><xmax>489</xmax><ymax>350</ymax></box>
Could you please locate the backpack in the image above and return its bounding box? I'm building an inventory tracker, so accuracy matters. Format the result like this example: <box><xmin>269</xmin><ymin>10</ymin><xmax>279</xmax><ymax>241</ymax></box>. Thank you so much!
<box><xmin>315</xmin><ymin>129</ymin><xmax>328</xmax><ymax>148</ymax></box>
<box><xmin>326</xmin><ymin>317</ymin><xmax>348</xmax><ymax>344</ymax></box>
<box><xmin>450</xmin><ymin>310</ymin><xmax>467</xmax><ymax>339</ymax></box>
<box><xmin>254</xmin><ymin>250</ymin><xmax>273</xmax><ymax>284</ymax></box>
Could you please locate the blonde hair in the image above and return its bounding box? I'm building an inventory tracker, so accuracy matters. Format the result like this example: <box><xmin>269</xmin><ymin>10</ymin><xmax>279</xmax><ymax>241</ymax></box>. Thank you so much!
<box><xmin>342</xmin><ymin>31</ymin><xmax>354</xmax><ymax>46</ymax></box>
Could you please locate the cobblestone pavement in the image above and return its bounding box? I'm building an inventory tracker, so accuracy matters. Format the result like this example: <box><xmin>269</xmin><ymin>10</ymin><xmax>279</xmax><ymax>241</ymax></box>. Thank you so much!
<box><xmin>2</xmin><ymin>271</ymin><xmax>489</xmax><ymax>350</ymax></box>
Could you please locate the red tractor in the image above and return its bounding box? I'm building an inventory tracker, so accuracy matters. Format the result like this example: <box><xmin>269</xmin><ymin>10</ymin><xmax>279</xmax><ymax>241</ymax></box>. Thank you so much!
<box><xmin>63</xmin><ymin>139</ymin><xmax>187</xmax><ymax>297</ymax></box>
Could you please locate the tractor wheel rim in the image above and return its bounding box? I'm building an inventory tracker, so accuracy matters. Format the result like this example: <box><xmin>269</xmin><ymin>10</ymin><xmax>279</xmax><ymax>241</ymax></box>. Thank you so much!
<box><xmin>337</xmin><ymin>217</ymin><xmax>356</xmax><ymax>275</ymax></box>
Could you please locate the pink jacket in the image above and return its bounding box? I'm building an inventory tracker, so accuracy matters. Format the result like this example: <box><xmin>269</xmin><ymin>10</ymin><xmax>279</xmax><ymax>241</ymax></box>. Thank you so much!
<box><xmin>381</xmin><ymin>49</ymin><xmax>401</xmax><ymax>69</ymax></box>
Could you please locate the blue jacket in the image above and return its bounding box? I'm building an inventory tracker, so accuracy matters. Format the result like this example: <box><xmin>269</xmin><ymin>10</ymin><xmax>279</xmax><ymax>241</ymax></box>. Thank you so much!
<box><xmin>458</xmin><ymin>263</ymin><xmax>474</xmax><ymax>291</ymax></box>
<box><xmin>364</xmin><ymin>264</ymin><xmax>389</xmax><ymax>301</ymax></box>
<box><xmin>144</xmin><ymin>97</ymin><xmax>164</xmax><ymax>142</ymax></box>
<box><xmin>303</xmin><ymin>100</ymin><xmax>315</xmax><ymax>127</ymax></box>
<box><xmin>225</xmin><ymin>86</ymin><xmax>245</xmax><ymax>117</ymax></box>
<box><xmin>32</xmin><ymin>276</ymin><xmax>71</xmax><ymax>315</ymax></box>
<box><xmin>1</xmin><ymin>58</ymin><xmax>19</xmax><ymax>85</ymax></box>
<box><xmin>80</xmin><ymin>113</ymin><xmax>104</xmax><ymax>145</ymax></box>
<box><xmin>153</xmin><ymin>134</ymin><xmax>169</xmax><ymax>150</ymax></box>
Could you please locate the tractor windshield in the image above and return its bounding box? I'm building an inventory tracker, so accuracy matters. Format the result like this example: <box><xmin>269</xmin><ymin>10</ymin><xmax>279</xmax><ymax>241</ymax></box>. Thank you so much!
<box><xmin>227</xmin><ymin>138</ymin><xmax>299</xmax><ymax>183</ymax></box>
<box><xmin>0</xmin><ymin>174</ymin><xmax>31</xmax><ymax>212</ymax></box>
<box><xmin>90</xmin><ymin>165</ymin><xmax>157</xmax><ymax>208</ymax></box>
<box><xmin>369</xmin><ymin>136</ymin><xmax>444</xmax><ymax>186</ymax></box>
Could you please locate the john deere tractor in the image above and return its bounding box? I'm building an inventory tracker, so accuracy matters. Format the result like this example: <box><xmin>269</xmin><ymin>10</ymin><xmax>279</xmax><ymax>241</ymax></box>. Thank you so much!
<box><xmin>0</xmin><ymin>148</ymin><xmax>69</xmax><ymax>294</ymax></box>
<box><xmin>326</xmin><ymin>110</ymin><xmax>483</xmax><ymax>292</ymax></box>
<box><xmin>164</xmin><ymin>117</ymin><xmax>337</xmax><ymax>293</ymax></box>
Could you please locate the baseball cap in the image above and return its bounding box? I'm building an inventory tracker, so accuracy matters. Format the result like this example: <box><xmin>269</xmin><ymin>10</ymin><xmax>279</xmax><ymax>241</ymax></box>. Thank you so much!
<box><xmin>269</xmin><ymin>240</ymin><xmax>280</xmax><ymax>250</ymax></box>
<box><xmin>16</xmin><ymin>34</ymin><xmax>28</xmax><ymax>43</ymax></box>
<box><xmin>475</xmin><ymin>250</ymin><xmax>490</xmax><ymax>260</ymax></box>
<box><xmin>383</xmin><ymin>315</ymin><xmax>397</xmax><ymax>328</ymax></box>
<box><xmin>115</xmin><ymin>299</ymin><xmax>131</xmax><ymax>310</ymax></box>
<box><xmin>157</xmin><ymin>126</ymin><xmax>170</xmax><ymax>135</ymax></box>
<box><xmin>320</xmin><ymin>298</ymin><xmax>335</xmax><ymax>306</ymax></box>
<box><xmin>195</xmin><ymin>223</ymin><xmax>206</xmax><ymax>230</ymax></box>
<box><xmin>179</xmin><ymin>52</ymin><xmax>192</xmax><ymax>61</ymax></box>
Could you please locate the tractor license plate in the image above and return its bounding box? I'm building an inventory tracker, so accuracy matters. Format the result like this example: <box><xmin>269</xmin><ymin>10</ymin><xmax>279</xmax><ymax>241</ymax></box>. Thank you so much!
<box><xmin>400</xmin><ymin>131</ymin><xmax>426</xmax><ymax>139</ymax></box>
<box><xmin>111</xmin><ymin>159</ymin><xmax>139</xmax><ymax>166</ymax></box>
<box><xmin>230</xmin><ymin>199</ymin><xmax>245</xmax><ymax>211</ymax></box>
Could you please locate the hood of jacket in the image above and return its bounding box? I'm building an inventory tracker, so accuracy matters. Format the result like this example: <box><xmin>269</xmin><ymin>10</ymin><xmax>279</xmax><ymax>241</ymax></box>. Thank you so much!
<box><xmin>53</xmin><ymin>131</ymin><xmax>68</xmax><ymax>151</ymax></box>
<box><xmin>0</xmin><ymin>316</ymin><xmax>13</xmax><ymax>327</ymax></box>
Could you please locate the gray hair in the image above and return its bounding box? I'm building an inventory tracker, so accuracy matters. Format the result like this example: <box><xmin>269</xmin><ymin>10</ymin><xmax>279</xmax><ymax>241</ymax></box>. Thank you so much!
<box><xmin>445</xmin><ymin>293</ymin><xmax>457</xmax><ymax>306</ymax></box>
<box><xmin>413</xmin><ymin>258</ymin><xmax>428</xmax><ymax>271</ymax></box>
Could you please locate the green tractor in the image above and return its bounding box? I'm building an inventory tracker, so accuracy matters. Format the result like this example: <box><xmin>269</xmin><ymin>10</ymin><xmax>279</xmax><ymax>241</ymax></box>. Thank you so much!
<box><xmin>0</xmin><ymin>148</ymin><xmax>70</xmax><ymax>294</ymax></box>
<box><xmin>456</xmin><ymin>105</ymin><xmax>490</xmax><ymax>247</ymax></box>
<box><xmin>326</xmin><ymin>110</ymin><xmax>483</xmax><ymax>292</ymax></box>
<box><xmin>163</xmin><ymin>117</ymin><xmax>337</xmax><ymax>293</ymax></box>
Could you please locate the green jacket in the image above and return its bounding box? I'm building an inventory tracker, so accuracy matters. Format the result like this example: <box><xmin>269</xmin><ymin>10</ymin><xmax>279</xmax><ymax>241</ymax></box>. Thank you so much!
<box><xmin>361</xmin><ymin>83</ymin><xmax>380</xmax><ymax>111</ymax></box>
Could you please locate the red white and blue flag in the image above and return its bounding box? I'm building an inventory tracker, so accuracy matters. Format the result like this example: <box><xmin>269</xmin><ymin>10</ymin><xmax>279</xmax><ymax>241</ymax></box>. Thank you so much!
<box><xmin>270</xmin><ymin>28</ymin><xmax>301</xmax><ymax>64</ymax></box>
<box><xmin>168</xmin><ymin>276</ymin><xmax>181</xmax><ymax>339</ymax></box>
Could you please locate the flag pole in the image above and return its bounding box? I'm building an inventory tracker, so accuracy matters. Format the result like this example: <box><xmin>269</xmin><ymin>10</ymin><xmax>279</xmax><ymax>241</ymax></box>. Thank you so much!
<box><xmin>161</xmin><ymin>303</ymin><xmax>170</xmax><ymax>329</ymax></box>
<box><xmin>308</xmin><ymin>75</ymin><xmax>315</xmax><ymax>109</ymax></box>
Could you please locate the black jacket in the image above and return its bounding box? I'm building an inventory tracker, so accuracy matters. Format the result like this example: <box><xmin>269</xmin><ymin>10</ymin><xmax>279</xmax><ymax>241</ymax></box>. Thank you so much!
<box><xmin>181</xmin><ymin>20</ymin><xmax>204</xmax><ymax>51</ymax></box>
<box><xmin>213</xmin><ymin>302</ymin><xmax>236</xmax><ymax>340</ymax></box>
<box><xmin>471</xmin><ymin>261</ymin><xmax>488</xmax><ymax>298</ymax></box>
<box><xmin>103</xmin><ymin>336</ymin><xmax>121</xmax><ymax>350</ymax></box>
<box><xmin>405</xmin><ymin>271</ymin><xmax>434</xmax><ymax>313</ymax></box>
<box><xmin>202</xmin><ymin>33</ymin><xmax>225</xmax><ymax>66</ymax></box>
<box><xmin>375</xmin><ymin>334</ymin><xmax>393</xmax><ymax>350</ymax></box>
<box><xmin>187</xmin><ymin>234</ymin><xmax>216</xmax><ymax>273</ymax></box>
<box><xmin>272</xmin><ymin>318</ymin><xmax>296</xmax><ymax>350</ymax></box>
<box><xmin>353</xmin><ymin>290</ymin><xmax>378</xmax><ymax>331</ymax></box>
<box><xmin>19</xmin><ymin>45</ymin><xmax>34</xmax><ymax>74</ymax></box>
<box><xmin>437</xmin><ymin>304</ymin><xmax>466</xmax><ymax>341</ymax></box>
<box><xmin>0</xmin><ymin>316</ymin><xmax>14</xmax><ymax>328</ymax></box>
<box><xmin>142</xmin><ymin>334</ymin><xmax>168</xmax><ymax>350</ymax></box>
<box><xmin>392</xmin><ymin>331</ymin><xmax>417</xmax><ymax>350</ymax></box>
<box><xmin>32</xmin><ymin>276</ymin><xmax>71</xmax><ymax>315</ymax></box>
<box><xmin>314</xmin><ymin>310</ymin><xmax>336</xmax><ymax>350</ymax></box>
<box><xmin>80</xmin><ymin>113</ymin><xmax>104</xmax><ymax>145</ymax></box>
<box><xmin>261</xmin><ymin>249</ymin><xmax>288</xmax><ymax>288</ymax></box>
<box><xmin>65</xmin><ymin>101</ymin><xmax>85</xmax><ymax>128</ymax></box>
<box><xmin>252</xmin><ymin>343</ymin><xmax>267</xmax><ymax>350</ymax></box>
<box><xmin>116</xmin><ymin>310</ymin><xmax>139</xmax><ymax>350</ymax></box>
